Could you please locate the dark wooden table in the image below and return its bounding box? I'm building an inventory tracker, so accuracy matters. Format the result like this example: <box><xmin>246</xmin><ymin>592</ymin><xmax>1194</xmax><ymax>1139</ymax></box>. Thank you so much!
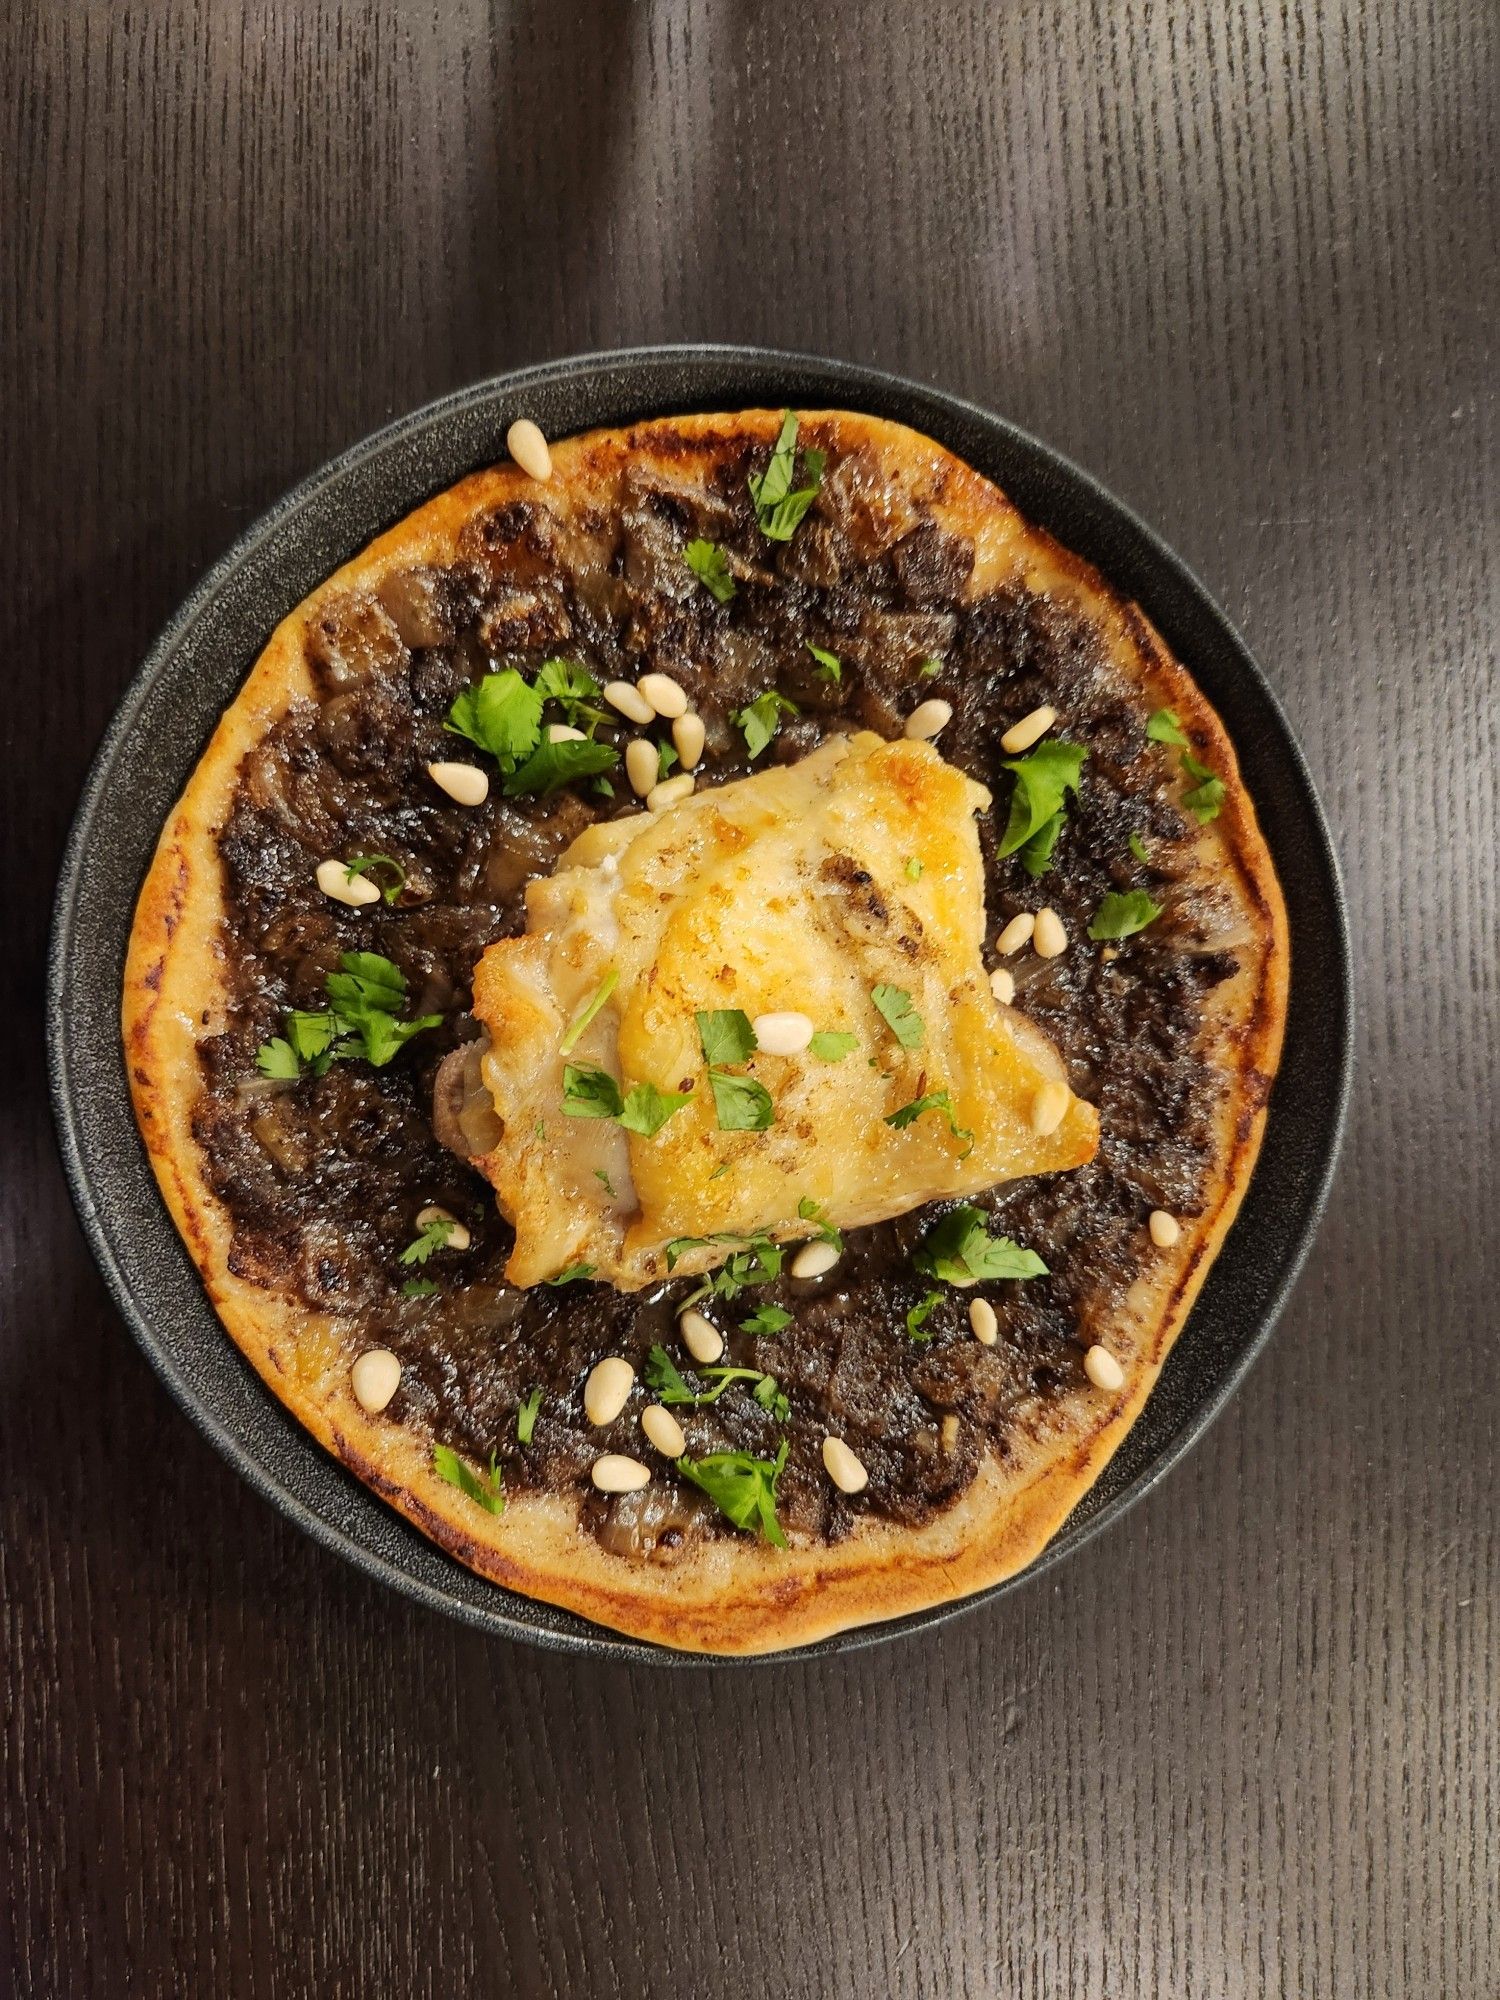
<box><xmin>5</xmin><ymin>4</ymin><xmax>1495</xmax><ymax>1994</ymax></box>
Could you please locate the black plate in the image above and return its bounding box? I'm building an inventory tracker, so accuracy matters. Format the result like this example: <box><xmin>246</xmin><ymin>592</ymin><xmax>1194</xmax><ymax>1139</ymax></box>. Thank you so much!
<box><xmin>47</xmin><ymin>347</ymin><xmax>1350</xmax><ymax>1663</ymax></box>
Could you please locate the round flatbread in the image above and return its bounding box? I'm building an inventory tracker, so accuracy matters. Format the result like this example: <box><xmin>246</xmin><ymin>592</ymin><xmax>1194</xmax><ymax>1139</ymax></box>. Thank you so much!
<box><xmin>124</xmin><ymin>409</ymin><xmax>1287</xmax><ymax>1654</ymax></box>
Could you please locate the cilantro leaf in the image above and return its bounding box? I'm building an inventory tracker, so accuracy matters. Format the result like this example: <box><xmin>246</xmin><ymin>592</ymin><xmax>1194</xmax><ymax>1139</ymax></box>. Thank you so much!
<box><xmin>914</xmin><ymin>1205</ymin><xmax>1048</xmax><ymax>1285</ymax></box>
<box><xmin>285</xmin><ymin>1010</ymin><xmax>339</xmax><ymax>1063</ymax></box>
<box><xmin>918</xmin><ymin>657</ymin><xmax>944</xmax><ymax>679</ymax></box>
<box><xmin>1180</xmin><ymin>753</ymin><xmax>1226</xmax><ymax>823</ymax></box>
<box><xmin>256</xmin><ymin>1037</ymin><xmax>303</xmax><ymax>1079</ymax></box>
<box><xmin>619</xmin><ymin>1080</ymin><xmax>694</xmax><ymax>1137</ymax></box>
<box><xmin>656</xmin><ymin>738</ymin><xmax>679</xmax><ymax>780</ymax></box>
<box><xmin>998</xmin><ymin>741</ymin><xmax>1087</xmax><ymax>858</ymax></box>
<box><xmin>808</xmin><ymin>1029</ymin><xmax>858</xmax><ymax>1062</ymax></box>
<box><xmin>696</xmin><ymin>1009</ymin><xmax>758</xmax><ymax>1066</ymax></box>
<box><xmin>1088</xmin><ymin>889</ymin><xmax>1163</xmax><ymax>941</ymax></box>
<box><xmin>559</xmin><ymin>968</ymin><xmax>619</xmax><ymax>1055</ymax></box>
<box><xmin>905</xmin><ymin>856</ymin><xmax>924</xmax><ymax>880</ymax></box>
<box><xmin>1146</xmin><ymin>707</ymin><xmax>1190</xmax><ymax>748</ymax></box>
<box><xmin>747</xmin><ymin>411</ymin><xmax>825</xmax><ymax>542</ymax></box>
<box><xmin>796</xmin><ymin>1195</ymin><xmax>843</xmax><ymax>1251</ymax></box>
<box><xmin>433</xmin><ymin>1444</ymin><xmax>505</xmax><ymax>1515</ymax></box>
<box><xmin>1018</xmin><ymin>809</ymin><xmax>1064</xmax><ymax>879</ymax></box>
<box><xmin>665</xmin><ymin>1232</ymin><xmax>785</xmax><ymax>1301</ymax></box>
<box><xmin>676</xmin><ymin>1440</ymin><xmax>790</xmax><ymax>1546</ymax></box>
<box><xmin>534</xmin><ymin>658</ymin><xmax>607</xmax><ymax>729</ymax></box>
<box><xmin>543</xmin><ymin>1263</ymin><xmax>596</xmax><ymax>1285</ymax></box>
<box><xmin>343</xmin><ymin>854</ymin><xmax>406</xmax><ymax>904</ymax></box>
<box><xmin>400</xmin><ymin>1277</ymin><xmax>439</xmax><ymax>1298</ymax></box>
<box><xmin>400</xmin><ymin>1214</ymin><xmax>457</xmax><ymax>1264</ymax></box>
<box><xmin>1128</xmin><ymin>831</ymin><xmax>1151</xmax><ymax>864</ymax></box>
<box><xmin>684</xmin><ymin>538</ymin><xmax>736</xmax><ymax>604</ymax></box>
<box><xmin>735</xmin><ymin>688</ymin><xmax>799</xmax><ymax>762</ymax></box>
<box><xmin>445</xmin><ymin>668</ymin><xmax>543</xmax><ymax>768</ymax></box>
<box><xmin>741</xmin><ymin>1303</ymin><xmax>793</xmax><ymax>1335</ymax></box>
<box><xmin>709</xmin><ymin>1071</ymin><xmax>775</xmax><ymax>1131</ymax></box>
<box><xmin>562</xmin><ymin>1064</ymin><xmax>625</xmax><ymax>1119</ymax></box>
<box><xmin>322</xmin><ymin>952</ymin><xmax>441</xmax><ymax>1068</ymax></box>
<box><xmin>643</xmin><ymin>1345</ymin><xmax>697</xmax><ymax>1402</ymax></box>
<box><xmin>805</xmin><ymin>641</ymin><xmax>842</xmax><ymax>682</ymax></box>
<box><xmin>516</xmin><ymin>1387</ymin><xmax>543</xmax><ymax>1444</ymax></box>
<box><xmin>885</xmin><ymin>1088</ymin><xmax>974</xmax><ymax>1154</ymax></box>
<box><xmin>752</xmin><ymin>1374</ymin><xmax>792</xmax><ymax>1423</ymax></box>
<box><xmin>502</xmin><ymin>734</ymin><xmax>619</xmax><ymax>797</ymax></box>
<box><xmin>906</xmin><ymin>1288</ymin><xmax>944</xmax><ymax>1340</ymax></box>
<box><xmin>871</xmin><ymin>982</ymin><xmax>925</xmax><ymax>1050</ymax></box>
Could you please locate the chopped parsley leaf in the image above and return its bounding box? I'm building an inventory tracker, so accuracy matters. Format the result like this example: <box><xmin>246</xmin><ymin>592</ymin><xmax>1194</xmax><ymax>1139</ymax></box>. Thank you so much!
<box><xmin>696</xmin><ymin>1009</ymin><xmax>758</xmax><ymax>1066</ymax></box>
<box><xmin>561</xmin><ymin>1063</ymin><xmax>624</xmax><ymax>1120</ymax></box>
<box><xmin>708</xmin><ymin>1070</ymin><xmax>775</xmax><ymax>1131</ymax></box>
<box><xmin>906</xmin><ymin>1288</ymin><xmax>944</xmax><ymax>1340</ymax></box>
<box><xmin>998</xmin><ymin>741</ymin><xmax>1086</xmax><ymax>860</ymax></box>
<box><xmin>914</xmin><ymin>1205</ymin><xmax>1048</xmax><ymax>1285</ymax></box>
<box><xmin>656</xmin><ymin>738</ymin><xmax>679</xmax><ymax>781</ymax></box>
<box><xmin>1128</xmin><ymin>831</ymin><xmax>1151</xmax><ymax>864</ymax></box>
<box><xmin>432</xmin><ymin>1444</ymin><xmax>505</xmax><ymax>1515</ymax></box>
<box><xmin>343</xmin><ymin>854</ymin><xmax>406</xmax><ymax>904</ymax></box>
<box><xmin>1146</xmin><ymin>707</ymin><xmax>1190</xmax><ymax>748</ymax></box>
<box><xmin>796</xmin><ymin>1196</ymin><xmax>843</xmax><ymax>1251</ymax></box>
<box><xmin>740</xmin><ymin>1303</ymin><xmax>793</xmax><ymax>1336</ymax></box>
<box><xmin>1018</xmin><ymin>809</ymin><xmax>1064</xmax><ymax>879</ymax></box>
<box><xmin>808</xmin><ymin>1028</ymin><xmax>859</xmax><ymax>1062</ymax></box>
<box><xmin>905</xmin><ymin>856</ymin><xmax>924</xmax><ymax>880</ymax></box>
<box><xmin>871</xmin><ymin>982</ymin><xmax>924</xmax><ymax>1050</ymax></box>
<box><xmin>257</xmin><ymin>953</ymin><xmax>441</xmax><ymax>1077</ymax></box>
<box><xmin>1180</xmin><ymin>752</ymin><xmax>1226</xmax><ymax>823</ymax></box>
<box><xmin>676</xmin><ymin>1440</ymin><xmax>790</xmax><ymax>1545</ymax></box>
<box><xmin>619</xmin><ymin>1079</ymin><xmax>694</xmax><ymax>1136</ymax></box>
<box><xmin>516</xmin><ymin>1387</ymin><xmax>543</xmax><ymax>1444</ymax></box>
<box><xmin>543</xmin><ymin>1262</ymin><xmax>596</xmax><ymax>1286</ymax></box>
<box><xmin>256</xmin><ymin>1037</ymin><xmax>303</xmax><ymax>1080</ymax></box>
<box><xmin>918</xmin><ymin>657</ymin><xmax>944</xmax><ymax>679</ymax></box>
<box><xmin>446</xmin><ymin>667</ymin><xmax>543</xmax><ymax>766</ymax></box>
<box><xmin>805</xmin><ymin>641</ymin><xmax>842</xmax><ymax>682</ymax></box>
<box><xmin>400</xmin><ymin>1277</ymin><xmax>439</xmax><ymax>1298</ymax></box>
<box><xmin>1088</xmin><ymin>889</ymin><xmax>1163</xmax><ymax>941</ymax></box>
<box><xmin>665</xmin><ymin>1232</ymin><xmax>784</xmax><ymax>1300</ymax></box>
<box><xmin>534</xmin><ymin>657</ymin><xmax>608</xmax><ymax>730</ymax></box>
<box><xmin>747</xmin><ymin>411</ymin><xmax>825</xmax><ymax>542</ymax></box>
<box><xmin>644</xmin><ymin>1347</ymin><xmax>790</xmax><ymax>1423</ymax></box>
<box><xmin>684</xmin><ymin>538</ymin><xmax>736</xmax><ymax>604</ymax></box>
<box><xmin>735</xmin><ymin>688</ymin><xmax>799</xmax><ymax>761</ymax></box>
<box><xmin>502</xmin><ymin>733</ymin><xmax>619</xmax><ymax>797</ymax></box>
<box><xmin>885</xmin><ymin>1088</ymin><xmax>974</xmax><ymax>1155</ymax></box>
<box><xmin>400</xmin><ymin>1214</ymin><xmax>456</xmax><ymax>1264</ymax></box>
<box><xmin>594</xmin><ymin>1168</ymin><xmax>616</xmax><ymax>1197</ymax></box>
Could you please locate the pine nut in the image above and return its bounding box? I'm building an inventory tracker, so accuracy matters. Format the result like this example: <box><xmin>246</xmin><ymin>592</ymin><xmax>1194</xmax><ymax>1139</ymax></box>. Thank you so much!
<box><xmin>1033</xmin><ymin>907</ymin><xmax>1068</xmax><ymax>959</ymax></box>
<box><xmin>605</xmin><ymin>680</ymin><xmax>656</xmax><ymax>725</ymax></box>
<box><xmin>996</xmin><ymin>911</ymin><xmax>1036</xmax><ymax>955</ymax></box>
<box><xmin>638</xmin><ymin>672</ymin><xmax>689</xmax><ymax>719</ymax></box>
<box><xmin>990</xmin><ymin>967</ymin><xmax>1016</xmax><ymax>1005</ymax></box>
<box><xmin>592</xmin><ymin>1453</ymin><xmax>650</xmax><ymax>1493</ymax></box>
<box><xmin>1030</xmin><ymin>1080</ymin><xmax>1070</xmax><ymax>1137</ymax></box>
<box><xmin>791</xmin><ymin>1240</ymin><xmax>841</xmax><ymax>1280</ymax></box>
<box><xmin>426</xmin><ymin>760</ymin><xmax>490</xmax><ymax>806</ymax></box>
<box><xmin>904</xmin><ymin>697</ymin><xmax>953</xmax><ymax>741</ymax></box>
<box><xmin>940</xmin><ymin>1414</ymin><xmax>960</xmax><ymax>1451</ymax></box>
<box><xmin>672</xmin><ymin>710</ymin><xmax>706</xmax><ymax>770</ymax></box>
<box><xmin>584</xmin><ymin>1356</ymin><xmax>635</xmax><ymax>1426</ymax></box>
<box><xmin>822</xmin><ymin>1435</ymin><xmax>869</xmax><ymax>1494</ymax></box>
<box><xmin>1084</xmin><ymin>1344</ymin><xmax>1125</xmax><ymax>1392</ymax></box>
<box><xmin>1149</xmin><ymin>1209</ymin><xmax>1181</xmax><ymax>1248</ymax></box>
<box><xmin>678</xmin><ymin>1309</ymin><xmax>724</xmax><ymax>1365</ymax></box>
<box><xmin>416</xmin><ymin>1204</ymin><xmax>471</xmax><ymax>1250</ymax></box>
<box><xmin>969</xmin><ymin>1297</ymin><xmax>998</xmax><ymax>1345</ymax></box>
<box><xmin>640</xmin><ymin>1404</ymin><xmax>687</xmax><ymax>1458</ymax></box>
<box><xmin>351</xmin><ymin>1348</ymin><xmax>401</xmax><ymax>1414</ymax></box>
<box><xmin>506</xmin><ymin>417</ymin><xmax>552</xmax><ymax>481</ymax></box>
<box><xmin>316</xmin><ymin>858</ymin><xmax>381</xmax><ymax>907</ymax></box>
<box><xmin>625</xmin><ymin>737</ymin><xmax>659</xmax><ymax>797</ymax></box>
<box><xmin>647</xmin><ymin>773</ymin><xmax>695</xmax><ymax>812</ymax></box>
<box><xmin>1001</xmin><ymin>704</ymin><xmax>1058</xmax><ymax>754</ymax></box>
<box><xmin>547</xmin><ymin>722</ymin><xmax>586</xmax><ymax>742</ymax></box>
<box><xmin>752</xmin><ymin>1011</ymin><xmax>814</xmax><ymax>1056</ymax></box>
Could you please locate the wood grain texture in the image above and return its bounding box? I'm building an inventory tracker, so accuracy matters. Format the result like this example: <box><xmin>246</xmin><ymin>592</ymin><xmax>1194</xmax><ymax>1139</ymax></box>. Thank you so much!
<box><xmin>2</xmin><ymin>1</ymin><xmax>1495</xmax><ymax>1994</ymax></box>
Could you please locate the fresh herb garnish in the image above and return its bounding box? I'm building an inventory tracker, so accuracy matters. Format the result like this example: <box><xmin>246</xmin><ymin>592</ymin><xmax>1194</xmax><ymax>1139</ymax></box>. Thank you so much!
<box><xmin>708</xmin><ymin>1071</ymin><xmax>775</xmax><ymax>1131</ymax></box>
<box><xmin>400</xmin><ymin>1214</ymin><xmax>457</xmax><ymax>1264</ymax></box>
<box><xmin>871</xmin><ymin>982</ymin><xmax>925</xmax><ymax>1050</ymax></box>
<box><xmin>594</xmin><ymin>1168</ymin><xmax>616</xmax><ymax>1197</ymax></box>
<box><xmin>708</xmin><ymin>1161</ymin><xmax>732</xmax><ymax>1181</ymax></box>
<box><xmin>400</xmin><ymin>1277</ymin><xmax>439</xmax><ymax>1298</ymax></box>
<box><xmin>998</xmin><ymin>741</ymin><xmax>1086</xmax><ymax>861</ymax></box>
<box><xmin>516</xmin><ymin>1387</ymin><xmax>543</xmax><ymax>1444</ymax></box>
<box><xmin>696</xmin><ymin>1009</ymin><xmax>758</xmax><ymax>1066</ymax></box>
<box><xmin>559</xmin><ymin>968</ymin><xmax>619</xmax><ymax>1055</ymax></box>
<box><xmin>735</xmin><ymin>688</ymin><xmax>799</xmax><ymax>762</ymax></box>
<box><xmin>905</xmin><ymin>856</ymin><xmax>924</xmax><ymax>880</ymax></box>
<box><xmin>1179</xmin><ymin>752</ymin><xmax>1226</xmax><ymax>823</ymax></box>
<box><xmin>885</xmin><ymin>1088</ymin><xmax>973</xmax><ymax>1154</ymax></box>
<box><xmin>619</xmin><ymin>1080</ymin><xmax>695</xmax><ymax>1136</ymax></box>
<box><xmin>1146</xmin><ymin>707</ymin><xmax>1190</xmax><ymax>748</ymax></box>
<box><xmin>906</xmin><ymin>1288</ymin><xmax>944</xmax><ymax>1340</ymax></box>
<box><xmin>543</xmin><ymin>1262</ymin><xmax>596</xmax><ymax>1286</ymax></box>
<box><xmin>676</xmin><ymin>1440</ymin><xmax>791</xmax><ymax>1545</ymax></box>
<box><xmin>534</xmin><ymin>657</ymin><xmax>609</xmax><ymax>730</ymax></box>
<box><xmin>665</xmin><ymin>1232</ymin><xmax>785</xmax><ymax>1300</ymax></box>
<box><xmin>446</xmin><ymin>667</ymin><xmax>544</xmax><ymax>765</ymax></box>
<box><xmin>747</xmin><ymin>411</ymin><xmax>825</xmax><ymax>543</ymax></box>
<box><xmin>656</xmin><ymin>738</ymin><xmax>679</xmax><ymax>781</ymax></box>
<box><xmin>445</xmin><ymin>667</ymin><xmax>618</xmax><ymax>795</ymax></box>
<box><xmin>805</xmin><ymin>641</ymin><xmax>842</xmax><ymax>682</ymax></box>
<box><xmin>808</xmin><ymin>1029</ymin><xmax>859</xmax><ymax>1062</ymax></box>
<box><xmin>684</xmin><ymin>538</ymin><xmax>736</xmax><ymax>604</ymax></box>
<box><xmin>432</xmin><ymin>1444</ymin><xmax>505</xmax><ymax>1515</ymax></box>
<box><xmin>1018</xmin><ymin>810</ymin><xmax>1064</xmax><ymax>879</ymax></box>
<box><xmin>644</xmin><ymin>1346</ymin><xmax>790</xmax><ymax>1422</ymax></box>
<box><xmin>503</xmin><ymin>734</ymin><xmax>619</xmax><ymax>797</ymax></box>
<box><xmin>914</xmin><ymin>1205</ymin><xmax>1048</xmax><ymax>1285</ymax></box>
<box><xmin>796</xmin><ymin>1195</ymin><xmax>843</xmax><ymax>1251</ymax></box>
<box><xmin>740</xmin><ymin>1303</ymin><xmax>793</xmax><ymax>1336</ymax></box>
<box><xmin>562</xmin><ymin>1064</ymin><xmax>691</xmax><ymax>1136</ymax></box>
<box><xmin>918</xmin><ymin>657</ymin><xmax>944</xmax><ymax>679</ymax></box>
<box><xmin>258</xmin><ymin>952</ymin><xmax>441</xmax><ymax>1077</ymax></box>
<box><xmin>343</xmin><ymin>854</ymin><xmax>406</xmax><ymax>904</ymax></box>
<box><xmin>1088</xmin><ymin>889</ymin><xmax>1163</xmax><ymax>941</ymax></box>
<box><xmin>1128</xmin><ymin>831</ymin><xmax>1151</xmax><ymax>864</ymax></box>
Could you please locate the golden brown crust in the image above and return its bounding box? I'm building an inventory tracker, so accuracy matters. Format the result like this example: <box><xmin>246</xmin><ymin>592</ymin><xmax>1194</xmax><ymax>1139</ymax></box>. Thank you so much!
<box><xmin>123</xmin><ymin>409</ymin><xmax>1288</xmax><ymax>1654</ymax></box>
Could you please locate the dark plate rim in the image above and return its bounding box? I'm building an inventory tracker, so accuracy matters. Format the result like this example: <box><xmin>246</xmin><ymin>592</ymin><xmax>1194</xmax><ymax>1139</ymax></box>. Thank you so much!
<box><xmin>47</xmin><ymin>344</ymin><xmax>1352</xmax><ymax>1664</ymax></box>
